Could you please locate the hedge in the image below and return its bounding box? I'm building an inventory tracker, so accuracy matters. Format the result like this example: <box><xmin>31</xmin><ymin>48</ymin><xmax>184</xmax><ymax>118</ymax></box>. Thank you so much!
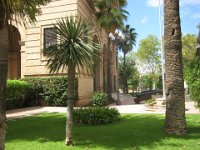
<box><xmin>5</xmin><ymin>76</ymin><xmax>78</xmax><ymax>110</ymax></box>
<box><xmin>73</xmin><ymin>107</ymin><xmax>120</xmax><ymax>125</ymax></box>
<box><xmin>6</xmin><ymin>80</ymin><xmax>29</xmax><ymax>110</ymax></box>
<box><xmin>22</xmin><ymin>76</ymin><xmax>78</xmax><ymax>107</ymax></box>
<box><xmin>185</xmin><ymin>58</ymin><xmax>200</xmax><ymax>108</ymax></box>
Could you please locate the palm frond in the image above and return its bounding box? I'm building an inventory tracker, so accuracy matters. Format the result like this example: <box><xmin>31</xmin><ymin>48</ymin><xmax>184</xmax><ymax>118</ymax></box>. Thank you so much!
<box><xmin>44</xmin><ymin>17</ymin><xmax>102</xmax><ymax>75</ymax></box>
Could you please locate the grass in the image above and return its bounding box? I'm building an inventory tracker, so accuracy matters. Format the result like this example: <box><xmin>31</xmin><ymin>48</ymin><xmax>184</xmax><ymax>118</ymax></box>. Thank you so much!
<box><xmin>6</xmin><ymin>113</ymin><xmax>200</xmax><ymax>150</ymax></box>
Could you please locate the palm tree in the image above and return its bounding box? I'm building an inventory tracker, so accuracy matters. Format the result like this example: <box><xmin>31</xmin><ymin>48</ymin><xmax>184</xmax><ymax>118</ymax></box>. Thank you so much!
<box><xmin>120</xmin><ymin>25</ymin><xmax>137</xmax><ymax>93</ymax></box>
<box><xmin>0</xmin><ymin>1</ymin><xmax>50</xmax><ymax>149</ymax></box>
<box><xmin>93</xmin><ymin>0</ymin><xmax>128</xmax><ymax>99</ymax></box>
<box><xmin>164</xmin><ymin>0</ymin><xmax>186</xmax><ymax>134</ymax></box>
<box><xmin>44</xmin><ymin>17</ymin><xmax>101</xmax><ymax>146</ymax></box>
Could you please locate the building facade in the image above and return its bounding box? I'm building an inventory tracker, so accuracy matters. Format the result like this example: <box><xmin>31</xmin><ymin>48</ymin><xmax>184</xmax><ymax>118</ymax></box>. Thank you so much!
<box><xmin>4</xmin><ymin>0</ymin><xmax>117</xmax><ymax>105</ymax></box>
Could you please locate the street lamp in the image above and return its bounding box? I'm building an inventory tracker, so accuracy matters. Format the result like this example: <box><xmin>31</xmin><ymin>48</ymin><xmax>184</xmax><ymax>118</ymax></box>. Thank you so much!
<box><xmin>109</xmin><ymin>29</ymin><xmax>124</xmax><ymax>105</ymax></box>
<box><xmin>158</xmin><ymin>0</ymin><xmax>165</xmax><ymax>99</ymax></box>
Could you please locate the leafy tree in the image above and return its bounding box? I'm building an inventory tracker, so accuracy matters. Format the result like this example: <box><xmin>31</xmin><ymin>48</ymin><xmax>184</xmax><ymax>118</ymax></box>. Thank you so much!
<box><xmin>118</xmin><ymin>52</ymin><xmax>139</xmax><ymax>92</ymax></box>
<box><xmin>137</xmin><ymin>34</ymin><xmax>161</xmax><ymax>89</ymax></box>
<box><xmin>0</xmin><ymin>0</ymin><xmax>51</xmax><ymax>149</ymax></box>
<box><xmin>139</xmin><ymin>74</ymin><xmax>153</xmax><ymax>90</ymax></box>
<box><xmin>182</xmin><ymin>34</ymin><xmax>197</xmax><ymax>78</ymax></box>
<box><xmin>185</xmin><ymin>29</ymin><xmax>200</xmax><ymax>108</ymax></box>
<box><xmin>182</xmin><ymin>34</ymin><xmax>196</xmax><ymax>64</ymax></box>
<box><xmin>44</xmin><ymin>17</ymin><xmax>101</xmax><ymax>146</ymax></box>
<box><xmin>164</xmin><ymin>0</ymin><xmax>186</xmax><ymax>134</ymax></box>
<box><xmin>117</xmin><ymin>25</ymin><xmax>137</xmax><ymax>93</ymax></box>
<box><xmin>185</xmin><ymin>57</ymin><xmax>200</xmax><ymax>108</ymax></box>
<box><xmin>93</xmin><ymin>0</ymin><xmax>128</xmax><ymax>99</ymax></box>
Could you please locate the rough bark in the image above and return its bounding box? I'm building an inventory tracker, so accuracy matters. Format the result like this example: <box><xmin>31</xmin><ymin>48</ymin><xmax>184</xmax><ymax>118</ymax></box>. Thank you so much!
<box><xmin>0</xmin><ymin>59</ymin><xmax>7</xmax><ymax>150</ymax></box>
<box><xmin>164</xmin><ymin>0</ymin><xmax>186</xmax><ymax>134</ymax></box>
<box><xmin>0</xmin><ymin>29</ymin><xmax>7</xmax><ymax>150</ymax></box>
<box><xmin>107</xmin><ymin>36</ymin><xmax>112</xmax><ymax>100</ymax></box>
<box><xmin>123</xmin><ymin>53</ymin><xmax>128</xmax><ymax>94</ymax></box>
<box><xmin>65</xmin><ymin>65</ymin><xmax>75</xmax><ymax>146</ymax></box>
<box><xmin>0</xmin><ymin>3</ymin><xmax>8</xmax><ymax>145</ymax></box>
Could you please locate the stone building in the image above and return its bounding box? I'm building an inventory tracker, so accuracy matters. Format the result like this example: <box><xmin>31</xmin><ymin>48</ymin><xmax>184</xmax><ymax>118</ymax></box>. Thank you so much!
<box><xmin>4</xmin><ymin>0</ymin><xmax>117</xmax><ymax>105</ymax></box>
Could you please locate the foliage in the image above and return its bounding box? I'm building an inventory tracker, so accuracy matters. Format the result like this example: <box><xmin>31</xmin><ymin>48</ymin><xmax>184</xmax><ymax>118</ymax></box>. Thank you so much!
<box><xmin>42</xmin><ymin>77</ymin><xmax>68</xmax><ymax>106</ymax></box>
<box><xmin>137</xmin><ymin>34</ymin><xmax>161</xmax><ymax>67</ymax></box>
<box><xmin>146</xmin><ymin>99</ymin><xmax>156</xmax><ymax>106</ymax></box>
<box><xmin>91</xmin><ymin>92</ymin><xmax>108</xmax><ymax>106</ymax></box>
<box><xmin>139</xmin><ymin>75</ymin><xmax>153</xmax><ymax>90</ymax></box>
<box><xmin>156</xmin><ymin>75</ymin><xmax>163</xmax><ymax>90</ymax></box>
<box><xmin>117</xmin><ymin>26</ymin><xmax>137</xmax><ymax>94</ymax></box>
<box><xmin>44</xmin><ymin>17</ymin><xmax>101</xmax><ymax>75</ymax></box>
<box><xmin>185</xmin><ymin>57</ymin><xmax>200</xmax><ymax>107</ymax></box>
<box><xmin>5</xmin><ymin>80</ymin><xmax>29</xmax><ymax>110</ymax></box>
<box><xmin>93</xmin><ymin>0</ymin><xmax>129</xmax><ymax>97</ymax></box>
<box><xmin>137</xmin><ymin>34</ymin><xmax>161</xmax><ymax>89</ymax></box>
<box><xmin>182</xmin><ymin>34</ymin><xmax>196</xmax><ymax>64</ymax></box>
<box><xmin>118</xmin><ymin>24</ymin><xmax>137</xmax><ymax>55</ymax></box>
<box><xmin>73</xmin><ymin>107</ymin><xmax>120</xmax><ymax>125</ymax></box>
<box><xmin>6</xmin><ymin>114</ymin><xmax>200</xmax><ymax>150</ymax></box>
<box><xmin>118</xmin><ymin>52</ymin><xmax>139</xmax><ymax>91</ymax></box>
<box><xmin>182</xmin><ymin>34</ymin><xmax>197</xmax><ymax>78</ymax></box>
<box><xmin>1</xmin><ymin>0</ymin><xmax>51</xmax><ymax>25</ymax></box>
<box><xmin>22</xmin><ymin>77</ymin><xmax>78</xmax><ymax>106</ymax></box>
<box><xmin>44</xmin><ymin>16</ymin><xmax>102</xmax><ymax>145</ymax></box>
<box><xmin>93</xmin><ymin>0</ymin><xmax>128</xmax><ymax>32</ymax></box>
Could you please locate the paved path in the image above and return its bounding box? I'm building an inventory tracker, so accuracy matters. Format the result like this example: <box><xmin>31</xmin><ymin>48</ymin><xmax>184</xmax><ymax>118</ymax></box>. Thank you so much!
<box><xmin>6</xmin><ymin>94</ymin><xmax>200</xmax><ymax>120</ymax></box>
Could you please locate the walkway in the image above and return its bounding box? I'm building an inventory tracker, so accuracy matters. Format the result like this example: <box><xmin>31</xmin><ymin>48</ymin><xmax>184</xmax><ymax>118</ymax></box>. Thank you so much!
<box><xmin>6</xmin><ymin>94</ymin><xmax>200</xmax><ymax>120</ymax></box>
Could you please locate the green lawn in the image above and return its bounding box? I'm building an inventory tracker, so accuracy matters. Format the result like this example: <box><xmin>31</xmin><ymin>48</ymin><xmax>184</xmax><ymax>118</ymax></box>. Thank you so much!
<box><xmin>6</xmin><ymin>113</ymin><xmax>200</xmax><ymax>150</ymax></box>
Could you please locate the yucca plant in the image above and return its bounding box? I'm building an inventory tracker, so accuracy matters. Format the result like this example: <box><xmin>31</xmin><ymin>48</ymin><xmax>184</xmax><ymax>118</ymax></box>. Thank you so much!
<box><xmin>44</xmin><ymin>17</ymin><xmax>101</xmax><ymax>146</ymax></box>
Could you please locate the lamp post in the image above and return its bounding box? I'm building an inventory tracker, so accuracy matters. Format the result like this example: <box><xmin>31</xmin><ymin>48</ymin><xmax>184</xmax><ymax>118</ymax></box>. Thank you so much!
<box><xmin>109</xmin><ymin>29</ymin><xmax>124</xmax><ymax>105</ymax></box>
<box><xmin>158</xmin><ymin>0</ymin><xmax>165</xmax><ymax>99</ymax></box>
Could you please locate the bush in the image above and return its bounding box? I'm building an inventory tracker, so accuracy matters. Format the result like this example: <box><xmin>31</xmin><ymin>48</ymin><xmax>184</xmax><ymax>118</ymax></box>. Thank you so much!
<box><xmin>91</xmin><ymin>92</ymin><xmax>108</xmax><ymax>106</ymax></box>
<box><xmin>22</xmin><ymin>76</ymin><xmax>78</xmax><ymax>107</ymax></box>
<box><xmin>22</xmin><ymin>78</ymin><xmax>45</xmax><ymax>106</ymax></box>
<box><xmin>6</xmin><ymin>80</ymin><xmax>29</xmax><ymax>110</ymax></box>
<box><xmin>73</xmin><ymin>107</ymin><xmax>120</xmax><ymax>125</ymax></box>
<box><xmin>185</xmin><ymin>58</ymin><xmax>200</xmax><ymax>107</ymax></box>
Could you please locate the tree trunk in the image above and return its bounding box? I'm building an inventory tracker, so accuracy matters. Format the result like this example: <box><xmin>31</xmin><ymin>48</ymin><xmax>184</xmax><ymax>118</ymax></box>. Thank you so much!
<box><xmin>65</xmin><ymin>65</ymin><xmax>75</xmax><ymax>146</ymax></box>
<box><xmin>0</xmin><ymin>28</ymin><xmax>8</xmax><ymax>150</ymax></box>
<box><xmin>123</xmin><ymin>53</ymin><xmax>128</xmax><ymax>94</ymax></box>
<box><xmin>164</xmin><ymin>0</ymin><xmax>186</xmax><ymax>134</ymax></box>
<box><xmin>0</xmin><ymin>62</ymin><xmax>6</xmax><ymax>150</ymax></box>
<box><xmin>107</xmin><ymin>36</ymin><xmax>112</xmax><ymax>100</ymax></box>
<box><xmin>0</xmin><ymin>4</ymin><xmax>7</xmax><ymax>147</ymax></box>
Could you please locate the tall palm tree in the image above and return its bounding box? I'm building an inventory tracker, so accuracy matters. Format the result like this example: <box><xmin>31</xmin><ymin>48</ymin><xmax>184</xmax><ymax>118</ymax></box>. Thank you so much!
<box><xmin>44</xmin><ymin>17</ymin><xmax>101</xmax><ymax>146</ymax></box>
<box><xmin>93</xmin><ymin>0</ymin><xmax>128</xmax><ymax>99</ymax></box>
<box><xmin>120</xmin><ymin>24</ymin><xmax>137</xmax><ymax>93</ymax></box>
<box><xmin>0</xmin><ymin>1</ymin><xmax>50</xmax><ymax>149</ymax></box>
<box><xmin>164</xmin><ymin>0</ymin><xmax>186</xmax><ymax>134</ymax></box>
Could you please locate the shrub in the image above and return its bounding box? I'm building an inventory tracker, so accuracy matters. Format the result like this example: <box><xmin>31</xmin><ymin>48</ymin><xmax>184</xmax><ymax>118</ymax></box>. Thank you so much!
<box><xmin>6</xmin><ymin>80</ymin><xmax>29</xmax><ymax>110</ymax></box>
<box><xmin>185</xmin><ymin>58</ymin><xmax>200</xmax><ymax>107</ymax></box>
<box><xmin>91</xmin><ymin>92</ymin><xmax>108</xmax><ymax>106</ymax></box>
<box><xmin>73</xmin><ymin>107</ymin><xmax>120</xmax><ymax>125</ymax></box>
<box><xmin>22</xmin><ymin>78</ymin><xmax>45</xmax><ymax>106</ymax></box>
<box><xmin>146</xmin><ymin>98</ymin><xmax>156</xmax><ymax>106</ymax></box>
<box><xmin>22</xmin><ymin>77</ymin><xmax>78</xmax><ymax>107</ymax></box>
<box><xmin>42</xmin><ymin>77</ymin><xmax>68</xmax><ymax>106</ymax></box>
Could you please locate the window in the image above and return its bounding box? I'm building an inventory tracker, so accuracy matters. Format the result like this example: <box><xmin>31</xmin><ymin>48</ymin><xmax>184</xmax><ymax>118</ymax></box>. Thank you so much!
<box><xmin>43</xmin><ymin>27</ymin><xmax>57</xmax><ymax>55</ymax></box>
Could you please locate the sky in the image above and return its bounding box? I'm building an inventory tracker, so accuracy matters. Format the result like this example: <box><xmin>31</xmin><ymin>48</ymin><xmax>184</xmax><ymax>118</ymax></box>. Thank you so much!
<box><xmin>125</xmin><ymin>0</ymin><xmax>200</xmax><ymax>50</ymax></box>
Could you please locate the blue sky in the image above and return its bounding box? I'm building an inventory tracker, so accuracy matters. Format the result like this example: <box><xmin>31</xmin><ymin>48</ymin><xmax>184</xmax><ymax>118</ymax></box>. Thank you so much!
<box><xmin>125</xmin><ymin>0</ymin><xmax>200</xmax><ymax>50</ymax></box>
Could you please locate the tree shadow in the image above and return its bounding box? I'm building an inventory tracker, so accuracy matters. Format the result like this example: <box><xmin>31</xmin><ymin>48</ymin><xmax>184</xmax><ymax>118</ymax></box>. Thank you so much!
<box><xmin>6</xmin><ymin>113</ymin><xmax>200</xmax><ymax>150</ymax></box>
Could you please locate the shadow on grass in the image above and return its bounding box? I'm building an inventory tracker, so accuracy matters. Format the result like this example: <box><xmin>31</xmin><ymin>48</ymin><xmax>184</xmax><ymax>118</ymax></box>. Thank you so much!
<box><xmin>6</xmin><ymin>113</ymin><xmax>200</xmax><ymax>150</ymax></box>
